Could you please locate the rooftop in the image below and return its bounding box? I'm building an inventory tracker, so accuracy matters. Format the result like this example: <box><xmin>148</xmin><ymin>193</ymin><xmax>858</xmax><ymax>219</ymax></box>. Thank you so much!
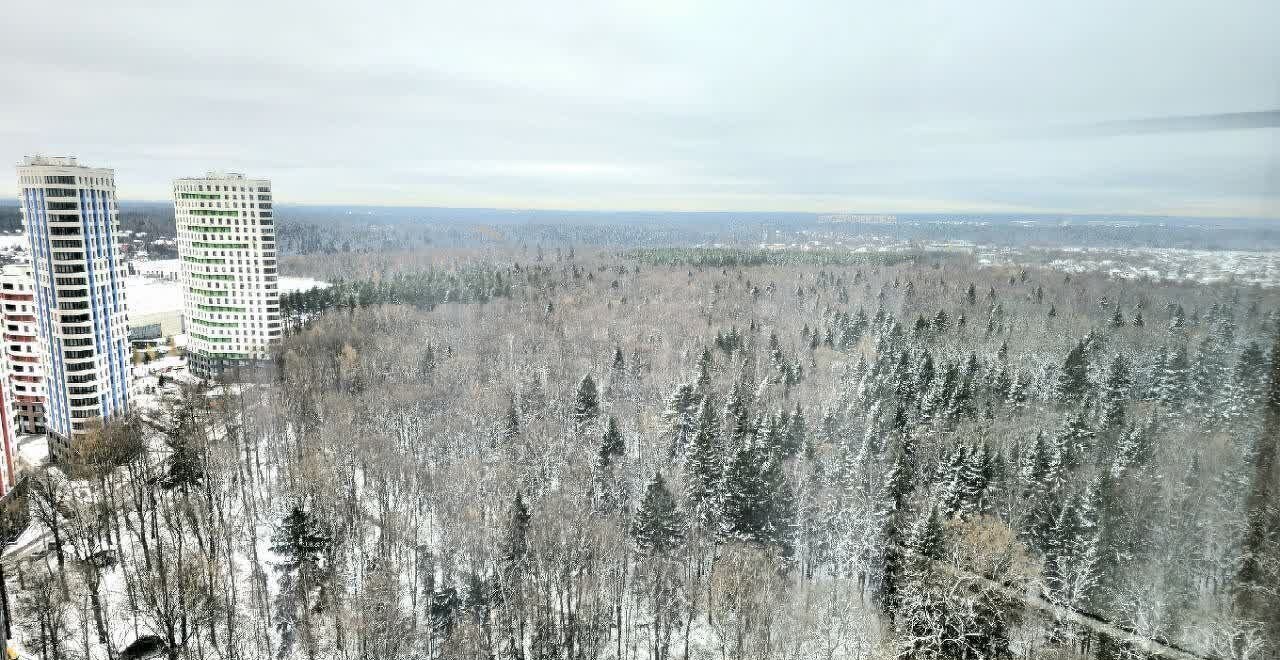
<box><xmin>175</xmin><ymin>172</ymin><xmax>265</xmax><ymax>182</ymax></box>
<box><xmin>22</xmin><ymin>155</ymin><xmax>80</xmax><ymax>167</ymax></box>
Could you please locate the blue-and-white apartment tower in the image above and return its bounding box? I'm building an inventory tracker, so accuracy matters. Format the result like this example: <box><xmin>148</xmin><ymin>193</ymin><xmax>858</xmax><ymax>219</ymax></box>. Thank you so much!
<box><xmin>16</xmin><ymin>156</ymin><xmax>129</xmax><ymax>456</ymax></box>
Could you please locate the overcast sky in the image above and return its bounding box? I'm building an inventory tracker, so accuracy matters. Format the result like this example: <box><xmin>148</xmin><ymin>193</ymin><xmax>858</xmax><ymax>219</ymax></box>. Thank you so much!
<box><xmin>2</xmin><ymin>0</ymin><xmax>1278</xmax><ymax>217</ymax></box>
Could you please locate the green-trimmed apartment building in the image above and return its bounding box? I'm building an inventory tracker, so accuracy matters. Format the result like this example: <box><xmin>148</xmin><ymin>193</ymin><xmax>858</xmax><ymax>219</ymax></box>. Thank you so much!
<box><xmin>172</xmin><ymin>173</ymin><xmax>280</xmax><ymax>377</ymax></box>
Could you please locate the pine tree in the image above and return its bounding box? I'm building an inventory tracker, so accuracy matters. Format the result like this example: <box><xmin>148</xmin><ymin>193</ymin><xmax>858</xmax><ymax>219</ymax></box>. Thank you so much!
<box><xmin>1237</xmin><ymin>325</ymin><xmax>1280</xmax><ymax>641</ymax></box>
<box><xmin>938</xmin><ymin>444</ymin><xmax>969</xmax><ymax>519</ymax></box>
<box><xmin>932</xmin><ymin>309</ymin><xmax>951</xmax><ymax>334</ymax></box>
<box><xmin>502</xmin><ymin>396</ymin><xmax>520</xmax><ymax>442</ymax></box>
<box><xmin>1224</xmin><ymin>340</ymin><xmax>1267</xmax><ymax>421</ymax></box>
<box><xmin>662</xmin><ymin>383</ymin><xmax>698</xmax><ymax>457</ymax></box>
<box><xmin>695</xmin><ymin>347</ymin><xmax>714</xmax><ymax>395</ymax></box>
<box><xmin>720</xmin><ymin>436</ymin><xmax>795</xmax><ymax>553</ymax></box>
<box><xmin>271</xmin><ymin>504</ymin><xmax>332</xmax><ymax>656</ymax></box>
<box><xmin>876</xmin><ymin>447</ymin><xmax>914</xmax><ymax>613</ymax></box>
<box><xmin>907</xmin><ymin>504</ymin><xmax>946</xmax><ymax>563</ymax></box>
<box><xmin>504</xmin><ymin>492</ymin><xmax>532</xmax><ymax>562</ymax></box>
<box><xmin>597</xmin><ymin>415</ymin><xmax>625</xmax><ymax>466</ymax></box>
<box><xmin>1056</xmin><ymin>406</ymin><xmax>1095</xmax><ymax>469</ymax></box>
<box><xmin>961</xmin><ymin>441</ymin><xmax>993</xmax><ymax>517</ymax></box>
<box><xmin>1099</xmin><ymin>354</ymin><xmax>1133</xmax><ymax>431</ymax></box>
<box><xmin>1190</xmin><ymin>333</ymin><xmax>1228</xmax><ymax>419</ymax></box>
<box><xmin>1045</xmin><ymin>492</ymin><xmax>1083</xmax><ymax>599</ymax></box>
<box><xmin>1168</xmin><ymin>304</ymin><xmax>1187</xmax><ymax>333</ymax></box>
<box><xmin>271</xmin><ymin>504</ymin><xmax>331</xmax><ymax>576</ymax></box>
<box><xmin>724</xmin><ymin>381</ymin><xmax>753</xmax><ymax>447</ymax></box>
<box><xmin>1047</xmin><ymin>480</ymin><xmax>1103</xmax><ymax>609</ymax></box>
<box><xmin>756</xmin><ymin>412</ymin><xmax>786</xmax><ymax>457</ymax></box>
<box><xmin>1022</xmin><ymin>430</ymin><xmax>1064</xmax><ymax>553</ymax></box>
<box><xmin>1057</xmin><ymin>340</ymin><xmax>1090</xmax><ymax>405</ymax></box>
<box><xmin>684</xmin><ymin>397</ymin><xmax>723</xmax><ymax>526</ymax></box>
<box><xmin>1110</xmin><ymin>422</ymin><xmax>1144</xmax><ymax>478</ymax></box>
<box><xmin>632</xmin><ymin>474</ymin><xmax>684</xmax><ymax>554</ymax></box>
<box><xmin>720</xmin><ymin>439</ymin><xmax>763</xmax><ymax>543</ymax></box>
<box><xmin>1158</xmin><ymin>344</ymin><xmax>1190</xmax><ymax>408</ymax></box>
<box><xmin>572</xmin><ymin>374</ymin><xmax>600</xmax><ymax>431</ymax></box>
<box><xmin>785</xmin><ymin>403</ymin><xmax>807</xmax><ymax>458</ymax></box>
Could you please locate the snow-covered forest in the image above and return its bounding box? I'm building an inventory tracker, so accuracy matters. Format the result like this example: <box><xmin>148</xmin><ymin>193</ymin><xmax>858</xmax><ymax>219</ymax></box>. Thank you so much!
<box><xmin>6</xmin><ymin>249</ymin><xmax>1280</xmax><ymax>660</ymax></box>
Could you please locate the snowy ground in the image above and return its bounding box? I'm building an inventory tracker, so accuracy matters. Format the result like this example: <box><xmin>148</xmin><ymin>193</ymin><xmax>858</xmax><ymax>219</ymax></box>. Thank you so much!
<box><xmin>125</xmin><ymin>276</ymin><xmax>183</xmax><ymax>316</ymax></box>
<box><xmin>0</xmin><ymin>233</ymin><xmax>27</xmax><ymax>249</ymax></box>
<box><xmin>125</xmin><ymin>260</ymin><xmax>327</xmax><ymax>317</ymax></box>
<box><xmin>129</xmin><ymin>354</ymin><xmax>192</xmax><ymax>412</ymax></box>
<box><xmin>14</xmin><ymin>435</ymin><xmax>48</xmax><ymax>471</ymax></box>
<box><xmin>280</xmin><ymin>276</ymin><xmax>329</xmax><ymax>293</ymax></box>
<box><xmin>0</xmin><ymin>233</ymin><xmax>27</xmax><ymax>263</ymax></box>
<box><xmin>133</xmin><ymin>258</ymin><xmax>180</xmax><ymax>278</ymax></box>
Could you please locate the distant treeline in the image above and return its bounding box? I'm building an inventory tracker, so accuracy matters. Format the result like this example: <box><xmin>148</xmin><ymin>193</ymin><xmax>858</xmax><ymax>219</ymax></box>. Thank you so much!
<box><xmin>0</xmin><ymin>201</ymin><xmax>175</xmax><ymax>237</ymax></box>
<box><xmin>280</xmin><ymin>265</ymin><xmax>527</xmax><ymax>324</ymax></box>
<box><xmin>622</xmin><ymin>247</ymin><xmax>918</xmax><ymax>267</ymax></box>
<box><xmin>0</xmin><ymin>205</ymin><xmax>20</xmax><ymax>232</ymax></box>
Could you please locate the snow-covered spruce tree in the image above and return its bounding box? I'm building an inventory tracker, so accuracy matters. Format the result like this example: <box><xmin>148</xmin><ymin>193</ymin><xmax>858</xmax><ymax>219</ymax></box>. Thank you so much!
<box><xmin>719</xmin><ymin>434</ymin><xmax>796</xmax><ymax>556</ymax></box>
<box><xmin>593</xmin><ymin>415</ymin><xmax>627</xmax><ymax>512</ymax></box>
<box><xmin>1190</xmin><ymin>332</ymin><xmax>1229</xmax><ymax>421</ymax></box>
<box><xmin>633</xmin><ymin>474</ymin><xmax>684</xmax><ymax>555</ymax></box>
<box><xmin>684</xmin><ymin>396</ymin><xmax>723</xmax><ymax>525</ymax></box>
<box><xmin>632</xmin><ymin>473</ymin><xmax>686</xmax><ymax>660</ymax></box>
<box><xmin>271</xmin><ymin>504</ymin><xmax>332</xmax><ymax>659</ymax></box>
<box><xmin>938</xmin><ymin>443</ymin><xmax>969</xmax><ymax>520</ymax></box>
<box><xmin>572</xmin><ymin>373</ymin><xmax>600</xmax><ymax>432</ymax></box>
<box><xmin>597</xmin><ymin>415</ymin><xmax>625</xmax><ymax>467</ymax></box>
<box><xmin>1056</xmin><ymin>405</ymin><xmax>1095</xmax><ymax>470</ymax></box>
<box><xmin>1236</xmin><ymin>325</ymin><xmax>1280</xmax><ymax>646</ymax></box>
<box><xmin>724</xmin><ymin>380</ymin><xmax>754</xmax><ymax>448</ymax></box>
<box><xmin>874</xmin><ymin>445</ymin><xmax>914</xmax><ymax>616</ymax></box>
<box><xmin>661</xmin><ymin>383</ymin><xmax>698</xmax><ymax>458</ymax></box>
<box><xmin>1223</xmin><ymin>340</ymin><xmax>1268</xmax><ymax>423</ymax></box>
<box><xmin>502</xmin><ymin>395</ymin><xmax>520</xmax><ymax>443</ymax></box>
<box><xmin>1057</xmin><ymin>339</ymin><xmax>1090</xmax><ymax>406</ymax></box>
<box><xmin>1099</xmin><ymin>353</ymin><xmax>1133</xmax><ymax>432</ymax></box>
<box><xmin>1157</xmin><ymin>343</ymin><xmax>1190</xmax><ymax>409</ymax></box>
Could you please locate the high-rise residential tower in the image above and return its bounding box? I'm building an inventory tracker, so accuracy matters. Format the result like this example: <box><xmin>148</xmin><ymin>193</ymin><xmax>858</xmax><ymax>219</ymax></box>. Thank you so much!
<box><xmin>1</xmin><ymin>264</ymin><xmax>47</xmax><ymax>434</ymax></box>
<box><xmin>16</xmin><ymin>156</ymin><xmax>130</xmax><ymax>456</ymax></box>
<box><xmin>173</xmin><ymin>173</ymin><xmax>280</xmax><ymax>377</ymax></box>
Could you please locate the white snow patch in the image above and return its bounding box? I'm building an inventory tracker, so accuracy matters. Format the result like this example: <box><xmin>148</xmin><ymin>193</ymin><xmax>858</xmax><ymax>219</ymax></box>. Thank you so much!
<box><xmin>280</xmin><ymin>276</ymin><xmax>330</xmax><ymax>293</ymax></box>
<box><xmin>124</xmin><ymin>275</ymin><xmax>183</xmax><ymax>316</ymax></box>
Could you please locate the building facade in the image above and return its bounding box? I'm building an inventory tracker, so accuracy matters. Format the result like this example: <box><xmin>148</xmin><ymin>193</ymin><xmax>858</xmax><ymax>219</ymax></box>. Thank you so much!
<box><xmin>16</xmin><ymin>156</ymin><xmax>130</xmax><ymax>456</ymax></box>
<box><xmin>0</xmin><ymin>347</ymin><xmax>18</xmax><ymax>496</ymax></box>
<box><xmin>1</xmin><ymin>265</ymin><xmax>46</xmax><ymax>434</ymax></box>
<box><xmin>173</xmin><ymin>173</ymin><xmax>280</xmax><ymax>377</ymax></box>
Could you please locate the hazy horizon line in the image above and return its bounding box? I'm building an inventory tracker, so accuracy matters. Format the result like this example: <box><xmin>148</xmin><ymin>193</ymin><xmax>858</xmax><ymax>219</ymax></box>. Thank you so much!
<box><xmin>1</xmin><ymin>195</ymin><xmax>1277</xmax><ymax>222</ymax></box>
